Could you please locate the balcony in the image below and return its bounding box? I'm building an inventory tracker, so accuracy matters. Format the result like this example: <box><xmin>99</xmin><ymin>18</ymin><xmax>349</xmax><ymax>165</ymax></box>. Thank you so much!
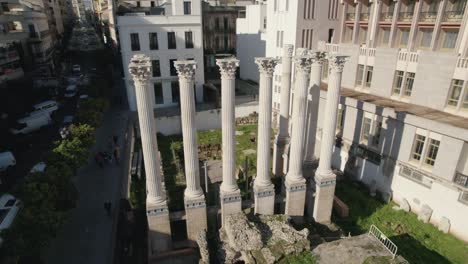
<box><xmin>398</xmin><ymin>12</ymin><xmax>413</xmax><ymax>22</ymax></box>
<box><xmin>454</xmin><ymin>173</ymin><xmax>468</xmax><ymax>188</ymax></box>
<box><xmin>442</xmin><ymin>11</ymin><xmax>464</xmax><ymax>22</ymax></box>
<box><xmin>380</xmin><ymin>12</ymin><xmax>393</xmax><ymax>22</ymax></box>
<box><xmin>419</xmin><ymin>11</ymin><xmax>438</xmax><ymax>22</ymax></box>
<box><xmin>360</xmin><ymin>12</ymin><xmax>370</xmax><ymax>21</ymax></box>
<box><xmin>346</xmin><ymin>12</ymin><xmax>356</xmax><ymax>21</ymax></box>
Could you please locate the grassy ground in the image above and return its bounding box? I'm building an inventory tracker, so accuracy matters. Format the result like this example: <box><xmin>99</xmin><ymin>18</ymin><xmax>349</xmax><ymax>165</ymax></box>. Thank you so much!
<box><xmin>278</xmin><ymin>251</ymin><xmax>316</xmax><ymax>264</ymax></box>
<box><xmin>334</xmin><ymin>181</ymin><xmax>468</xmax><ymax>264</ymax></box>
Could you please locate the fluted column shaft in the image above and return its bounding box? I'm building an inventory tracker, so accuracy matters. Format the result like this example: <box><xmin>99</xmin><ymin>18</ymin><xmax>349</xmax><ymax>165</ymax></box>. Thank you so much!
<box><xmin>316</xmin><ymin>55</ymin><xmax>348</xmax><ymax>177</ymax></box>
<box><xmin>129</xmin><ymin>55</ymin><xmax>165</xmax><ymax>205</ymax></box>
<box><xmin>254</xmin><ymin>58</ymin><xmax>279</xmax><ymax>187</ymax></box>
<box><xmin>174</xmin><ymin>61</ymin><xmax>204</xmax><ymax>199</ymax></box>
<box><xmin>278</xmin><ymin>44</ymin><xmax>294</xmax><ymax>139</ymax></box>
<box><xmin>304</xmin><ymin>52</ymin><xmax>326</xmax><ymax>164</ymax></box>
<box><xmin>217</xmin><ymin>58</ymin><xmax>240</xmax><ymax>193</ymax></box>
<box><xmin>286</xmin><ymin>55</ymin><xmax>312</xmax><ymax>183</ymax></box>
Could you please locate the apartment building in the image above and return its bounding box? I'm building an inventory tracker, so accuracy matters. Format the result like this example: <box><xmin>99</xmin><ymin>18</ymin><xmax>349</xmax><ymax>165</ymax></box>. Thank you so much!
<box><xmin>312</xmin><ymin>0</ymin><xmax>468</xmax><ymax>241</ymax></box>
<box><xmin>265</xmin><ymin>0</ymin><xmax>343</xmax><ymax>113</ymax></box>
<box><xmin>0</xmin><ymin>0</ymin><xmax>57</xmax><ymax>80</ymax></box>
<box><xmin>202</xmin><ymin>2</ymin><xmax>244</xmax><ymax>79</ymax></box>
<box><xmin>117</xmin><ymin>0</ymin><xmax>205</xmax><ymax>111</ymax></box>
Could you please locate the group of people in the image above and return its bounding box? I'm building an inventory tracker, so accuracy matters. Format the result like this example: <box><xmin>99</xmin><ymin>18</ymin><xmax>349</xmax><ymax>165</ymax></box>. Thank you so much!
<box><xmin>95</xmin><ymin>135</ymin><xmax>121</xmax><ymax>168</ymax></box>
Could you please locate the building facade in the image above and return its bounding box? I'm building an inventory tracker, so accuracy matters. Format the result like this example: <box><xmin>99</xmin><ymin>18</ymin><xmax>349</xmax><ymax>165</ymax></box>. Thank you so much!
<box><xmin>117</xmin><ymin>0</ymin><xmax>205</xmax><ymax>111</ymax></box>
<box><xmin>310</xmin><ymin>0</ymin><xmax>468</xmax><ymax>241</ymax></box>
<box><xmin>202</xmin><ymin>2</ymin><xmax>244</xmax><ymax>79</ymax></box>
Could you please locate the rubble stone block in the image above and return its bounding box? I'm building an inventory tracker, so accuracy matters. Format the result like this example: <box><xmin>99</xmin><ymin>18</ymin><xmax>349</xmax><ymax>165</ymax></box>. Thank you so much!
<box><xmin>417</xmin><ymin>204</ymin><xmax>433</xmax><ymax>223</ymax></box>
<box><xmin>400</xmin><ymin>198</ymin><xmax>411</xmax><ymax>212</ymax></box>
<box><xmin>438</xmin><ymin>216</ymin><xmax>450</xmax><ymax>233</ymax></box>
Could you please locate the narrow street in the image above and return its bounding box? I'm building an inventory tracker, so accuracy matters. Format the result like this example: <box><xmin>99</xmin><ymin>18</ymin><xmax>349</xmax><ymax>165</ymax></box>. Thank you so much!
<box><xmin>43</xmin><ymin>52</ymin><xmax>129</xmax><ymax>264</ymax></box>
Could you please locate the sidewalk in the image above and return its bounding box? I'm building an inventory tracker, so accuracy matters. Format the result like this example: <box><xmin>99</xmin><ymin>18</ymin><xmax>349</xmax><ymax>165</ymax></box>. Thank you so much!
<box><xmin>43</xmin><ymin>108</ymin><xmax>130</xmax><ymax>264</ymax></box>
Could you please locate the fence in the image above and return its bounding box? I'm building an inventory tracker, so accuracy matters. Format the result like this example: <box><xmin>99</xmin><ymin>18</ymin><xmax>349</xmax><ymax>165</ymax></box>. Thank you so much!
<box><xmin>368</xmin><ymin>224</ymin><xmax>398</xmax><ymax>259</ymax></box>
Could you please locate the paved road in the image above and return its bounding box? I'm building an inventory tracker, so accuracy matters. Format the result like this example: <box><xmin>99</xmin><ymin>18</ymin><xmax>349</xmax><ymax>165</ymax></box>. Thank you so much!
<box><xmin>43</xmin><ymin>49</ymin><xmax>129</xmax><ymax>263</ymax></box>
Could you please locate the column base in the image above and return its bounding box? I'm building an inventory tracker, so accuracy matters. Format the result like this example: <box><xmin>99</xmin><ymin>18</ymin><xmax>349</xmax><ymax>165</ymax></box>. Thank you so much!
<box><xmin>253</xmin><ymin>183</ymin><xmax>275</xmax><ymax>215</ymax></box>
<box><xmin>272</xmin><ymin>136</ymin><xmax>289</xmax><ymax>177</ymax></box>
<box><xmin>184</xmin><ymin>195</ymin><xmax>207</xmax><ymax>244</ymax></box>
<box><xmin>220</xmin><ymin>189</ymin><xmax>242</xmax><ymax>226</ymax></box>
<box><xmin>284</xmin><ymin>178</ymin><xmax>307</xmax><ymax>223</ymax></box>
<box><xmin>312</xmin><ymin>171</ymin><xmax>337</xmax><ymax>224</ymax></box>
<box><xmin>147</xmin><ymin>201</ymin><xmax>172</xmax><ymax>255</ymax></box>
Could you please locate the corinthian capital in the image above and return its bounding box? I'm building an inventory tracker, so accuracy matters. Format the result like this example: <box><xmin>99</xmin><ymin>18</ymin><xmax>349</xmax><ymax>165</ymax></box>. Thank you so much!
<box><xmin>174</xmin><ymin>60</ymin><xmax>197</xmax><ymax>80</ymax></box>
<box><xmin>309</xmin><ymin>51</ymin><xmax>327</xmax><ymax>65</ymax></box>
<box><xmin>255</xmin><ymin>57</ymin><xmax>279</xmax><ymax>77</ymax></box>
<box><xmin>128</xmin><ymin>54</ymin><xmax>151</xmax><ymax>84</ymax></box>
<box><xmin>284</xmin><ymin>44</ymin><xmax>294</xmax><ymax>58</ymax></box>
<box><xmin>216</xmin><ymin>58</ymin><xmax>239</xmax><ymax>79</ymax></box>
<box><xmin>294</xmin><ymin>55</ymin><xmax>312</xmax><ymax>75</ymax></box>
<box><xmin>328</xmin><ymin>55</ymin><xmax>349</xmax><ymax>73</ymax></box>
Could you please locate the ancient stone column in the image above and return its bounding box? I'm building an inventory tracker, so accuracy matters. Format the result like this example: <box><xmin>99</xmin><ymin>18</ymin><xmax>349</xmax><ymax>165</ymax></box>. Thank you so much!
<box><xmin>217</xmin><ymin>58</ymin><xmax>242</xmax><ymax>224</ymax></box>
<box><xmin>284</xmin><ymin>54</ymin><xmax>312</xmax><ymax>221</ymax></box>
<box><xmin>128</xmin><ymin>54</ymin><xmax>171</xmax><ymax>254</ymax></box>
<box><xmin>272</xmin><ymin>44</ymin><xmax>294</xmax><ymax>177</ymax></box>
<box><xmin>253</xmin><ymin>57</ymin><xmax>279</xmax><ymax>215</ymax></box>
<box><xmin>304</xmin><ymin>51</ymin><xmax>326</xmax><ymax>167</ymax></box>
<box><xmin>313</xmin><ymin>55</ymin><xmax>348</xmax><ymax>224</ymax></box>
<box><xmin>174</xmin><ymin>60</ymin><xmax>207</xmax><ymax>242</ymax></box>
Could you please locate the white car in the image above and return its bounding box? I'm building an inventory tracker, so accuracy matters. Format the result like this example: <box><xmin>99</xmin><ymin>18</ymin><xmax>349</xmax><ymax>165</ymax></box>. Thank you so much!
<box><xmin>64</xmin><ymin>85</ymin><xmax>77</xmax><ymax>98</ymax></box>
<box><xmin>72</xmin><ymin>64</ymin><xmax>81</xmax><ymax>74</ymax></box>
<box><xmin>0</xmin><ymin>194</ymin><xmax>20</xmax><ymax>231</ymax></box>
<box><xmin>30</xmin><ymin>162</ymin><xmax>46</xmax><ymax>173</ymax></box>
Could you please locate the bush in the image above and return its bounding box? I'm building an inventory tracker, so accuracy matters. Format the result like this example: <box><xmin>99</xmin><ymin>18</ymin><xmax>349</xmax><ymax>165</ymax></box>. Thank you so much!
<box><xmin>75</xmin><ymin>98</ymin><xmax>109</xmax><ymax>127</ymax></box>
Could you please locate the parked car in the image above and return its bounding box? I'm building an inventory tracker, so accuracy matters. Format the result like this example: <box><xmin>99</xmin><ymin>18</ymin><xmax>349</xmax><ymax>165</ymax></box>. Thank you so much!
<box><xmin>30</xmin><ymin>162</ymin><xmax>46</xmax><ymax>173</ymax></box>
<box><xmin>77</xmin><ymin>94</ymin><xmax>89</xmax><ymax>109</ymax></box>
<box><xmin>64</xmin><ymin>85</ymin><xmax>78</xmax><ymax>98</ymax></box>
<box><xmin>32</xmin><ymin>100</ymin><xmax>59</xmax><ymax>114</ymax></box>
<box><xmin>0</xmin><ymin>151</ymin><xmax>16</xmax><ymax>172</ymax></box>
<box><xmin>10</xmin><ymin>112</ymin><xmax>52</xmax><ymax>135</ymax></box>
<box><xmin>72</xmin><ymin>64</ymin><xmax>81</xmax><ymax>74</ymax></box>
<box><xmin>0</xmin><ymin>194</ymin><xmax>21</xmax><ymax>247</ymax></box>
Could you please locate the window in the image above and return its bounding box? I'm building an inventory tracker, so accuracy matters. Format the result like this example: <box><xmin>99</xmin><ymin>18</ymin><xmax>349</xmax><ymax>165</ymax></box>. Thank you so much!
<box><xmin>151</xmin><ymin>60</ymin><xmax>160</xmax><ymax>77</ymax></box>
<box><xmin>419</xmin><ymin>29</ymin><xmax>433</xmax><ymax>48</ymax></box>
<box><xmin>442</xmin><ymin>30</ymin><xmax>458</xmax><ymax>49</ymax></box>
<box><xmin>285</xmin><ymin>0</ymin><xmax>289</xmax><ymax>11</ymax></box>
<box><xmin>447</xmin><ymin>79</ymin><xmax>464</xmax><ymax>107</ymax></box>
<box><xmin>151</xmin><ymin>1</ymin><xmax>155</xmax><ymax>7</ymax></box>
<box><xmin>361</xmin><ymin>117</ymin><xmax>372</xmax><ymax>144</ymax></box>
<box><xmin>130</xmin><ymin>33</ymin><xmax>140</xmax><ymax>51</ymax></box>
<box><xmin>463</xmin><ymin>90</ymin><xmax>468</xmax><ymax>109</ymax></box>
<box><xmin>372</xmin><ymin>121</ymin><xmax>382</xmax><ymax>146</ymax></box>
<box><xmin>356</xmin><ymin>65</ymin><xmax>364</xmax><ymax>86</ymax></box>
<box><xmin>183</xmin><ymin>1</ymin><xmax>191</xmax><ymax>15</ymax></box>
<box><xmin>171</xmin><ymin>81</ymin><xmax>180</xmax><ymax>103</ymax></box>
<box><xmin>411</xmin><ymin>135</ymin><xmax>426</xmax><ymax>161</ymax></box>
<box><xmin>399</xmin><ymin>28</ymin><xmax>410</xmax><ymax>46</ymax></box>
<box><xmin>224</xmin><ymin>17</ymin><xmax>228</xmax><ymax>30</ymax></box>
<box><xmin>169</xmin><ymin>59</ymin><xmax>177</xmax><ymax>76</ymax></box>
<box><xmin>459</xmin><ymin>191</ymin><xmax>468</xmax><ymax>204</ymax></box>
<box><xmin>149</xmin><ymin>32</ymin><xmax>158</xmax><ymax>50</ymax></box>
<box><xmin>168</xmin><ymin>32</ymin><xmax>176</xmax><ymax>49</ymax></box>
<box><xmin>365</xmin><ymin>66</ymin><xmax>373</xmax><ymax>88</ymax></box>
<box><xmin>154</xmin><ymin>83</ymin><xmax>164</xmax><ymax>104</ymax></box>
<box><xmin>276</xmin><ymin>30</ymin><xmax>284</xmax><ymax>48</ymax></box>
<box><xmin>263</xmin><ymin>17</ymin><xmax>267</xmax><ymax>29</ymax></box>
<box><xmin>403</xmin><ymin>72</ymin><xmax>415</xmax><ymax>97</ymax></box>
<box><xmin>328</xmin><ymin>29</ymin><xmax>334</xmax><ymax>43</ymax></box>
<box><xmin>136</xmin><ymin>1</ymin><xmax>140</xmax><ymax>7</ymax></box>
<box><xmin>215</xmin><ymin>18</ymin><xmax>220</xmax><ymax>30</ymax></box>
<box><xmin>424</xmin><ymin>139</ymin><xmax>440</xmax><ymax>166</ymax></box>
<box><xmin>185</xmin><ymin>31</ymin><xmax>194</xmax><ymax>48</ymax></box>
<box><xmin>393</xmin><ymin>71</ymin><xmax>404</xmax><ymax>95</ymax></box>
<box><xmin>381</xmin><ymin>28</ymin><xmax>390</xmax><ymax>45</ymax></box>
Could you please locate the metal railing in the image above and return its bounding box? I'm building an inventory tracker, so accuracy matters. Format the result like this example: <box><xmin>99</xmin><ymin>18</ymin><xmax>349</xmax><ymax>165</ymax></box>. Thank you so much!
<box><xmin>419</xmin><ymin>11</ymin><xmax>438</xmax><ymax>22</ymax></box>
<box><xmin>443</xmin><ymin>11</ymin><xmax>464</xmax><ymax>22</ymax></box>
<box><xmin>368</xmin><ymin>225</ymin><xmax>398</xmax><ymax>259</ymax></box>
<box><xmin>456</xmin><ymin>57</ymin><xmax>468</xmax><ymax>68</ymax></box>
<box><xmin>398</xmin><ymin>12</ymin><xmax>414</xmax><ymax>21</ymax></box>
<box><xmin>380</xmin><ymin>12</ymin><xmax>394</xmax><ymax>21</ymax></box>
<box><xmin>346</xmin><ymin>12</ymin><xmax>356</xmax><ymax>21</ymax></box>
<box><xmin>398</xmin><ymin>50</ymin><xmax>419</xmax><ymax>63</ymax></box>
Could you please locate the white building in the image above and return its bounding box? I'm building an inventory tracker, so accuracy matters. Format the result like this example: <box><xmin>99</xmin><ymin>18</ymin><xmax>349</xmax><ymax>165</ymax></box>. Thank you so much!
<box><xmin>310</xmin><ymin>0</ymin><xmax>468</xmax><ymax>241</ymax></box>
<box><xmin>236</xmin><ymin>2</ymin><xmax>267</xmax><ymax>82</ymax></box>
<box><xmin>117</xmin><ymin>0</ymin><xmax>205</xmax><ymax>111</ymax></box>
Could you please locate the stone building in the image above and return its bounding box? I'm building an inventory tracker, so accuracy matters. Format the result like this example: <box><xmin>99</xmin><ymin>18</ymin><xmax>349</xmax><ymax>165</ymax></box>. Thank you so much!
<box><xmin>202</xmin><ymin>1</ymin><xmax>244</xmax><ymax>79</ymax></box>
<box><xmin>308</xmin><ymin>0</ymin><xmax>468</xmax><ymax>241</ymax></box>
<box><xmin>117</xmin><ymin>0</ymin><xmax>205</xmax><ymax>111</ymax></box>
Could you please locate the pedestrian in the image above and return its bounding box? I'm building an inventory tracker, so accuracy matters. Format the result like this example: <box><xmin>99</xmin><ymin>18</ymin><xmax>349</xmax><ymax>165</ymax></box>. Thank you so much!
<box><xmin>113</xmin><ymin>146</ymin><xmax>120</xmax><ymax>165</ymax></box>
<box><xmin>113</xmin><ymin>135</ymin><xmax>119</xmax><ymax>146</ymax></box>
<box><xmin>104</xmin><ymin>201</ymin><xmax>111</xmax><ymax>216</ymax></box>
